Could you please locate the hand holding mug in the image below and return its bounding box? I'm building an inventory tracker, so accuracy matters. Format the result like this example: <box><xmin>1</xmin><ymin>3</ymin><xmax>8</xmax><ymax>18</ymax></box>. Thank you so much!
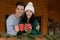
<box><xmin>25</xmin><ymin>23</ymin><xmax>32</xmax><ymax>32</ymax></box>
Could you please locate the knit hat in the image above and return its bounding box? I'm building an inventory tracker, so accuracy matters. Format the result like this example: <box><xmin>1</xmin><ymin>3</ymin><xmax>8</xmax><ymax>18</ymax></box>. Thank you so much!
<box><xmin>25</xmin><ymin>2</ymin><xmax>34</xmax><ymax>13</ymax></box>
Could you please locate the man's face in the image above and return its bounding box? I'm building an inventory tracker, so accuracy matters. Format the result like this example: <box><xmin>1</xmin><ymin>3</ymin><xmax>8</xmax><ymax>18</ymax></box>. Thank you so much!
<box><xmin>16</xmin><ymin>5</ymin><xmax>24</xmax><ymax>17</ymax></box>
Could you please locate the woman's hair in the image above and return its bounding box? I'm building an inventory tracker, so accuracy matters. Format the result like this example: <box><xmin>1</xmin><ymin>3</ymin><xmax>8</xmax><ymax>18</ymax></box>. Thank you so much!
<box><xmin>21</xmin><ymin>12</ymin><xmax>36</xmax><ymax>24</ymax></box>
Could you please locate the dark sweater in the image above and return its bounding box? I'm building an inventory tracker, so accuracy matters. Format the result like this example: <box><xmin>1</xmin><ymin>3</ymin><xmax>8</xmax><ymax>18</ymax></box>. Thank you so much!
<box><xmin>17</xmin><ymin>18</ymin><xmax>40</xmax><ymax>36</ymax></box>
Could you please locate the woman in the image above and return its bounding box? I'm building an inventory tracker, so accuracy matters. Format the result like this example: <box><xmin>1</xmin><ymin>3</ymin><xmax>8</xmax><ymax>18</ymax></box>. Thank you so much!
<box><xmin>15</xmin><ymin>2</ymin><xmax>40</xmax><ymax>35</ymax></box>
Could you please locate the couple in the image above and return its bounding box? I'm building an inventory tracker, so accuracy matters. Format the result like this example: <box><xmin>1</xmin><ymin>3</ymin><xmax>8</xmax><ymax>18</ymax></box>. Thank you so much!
<box><xmin>6</xmin><ymin>2</ymin><xmax>40</xmax><ymax>36</ymax></box>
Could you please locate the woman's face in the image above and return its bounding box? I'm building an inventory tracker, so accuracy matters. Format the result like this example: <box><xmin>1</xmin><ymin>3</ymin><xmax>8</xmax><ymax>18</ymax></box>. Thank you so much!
<box><xmin>26</xmin><ymin>10</ymin><xmax>33</xmax><ymax>19</ymax></box>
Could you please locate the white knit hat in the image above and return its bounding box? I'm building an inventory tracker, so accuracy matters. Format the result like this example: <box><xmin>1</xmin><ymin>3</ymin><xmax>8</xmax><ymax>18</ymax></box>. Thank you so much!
<box><xmin>25</xmin><ymin>2</ymin><xmax>34</xmax><ymax>13</ymax></box>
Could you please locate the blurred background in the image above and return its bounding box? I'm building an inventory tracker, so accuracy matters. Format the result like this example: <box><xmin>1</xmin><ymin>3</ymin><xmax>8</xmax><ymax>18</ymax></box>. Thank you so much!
<box><xmin>0</xmin><ymin>0</ymin><xmax>60</xmax><ymax>34</ymax></box>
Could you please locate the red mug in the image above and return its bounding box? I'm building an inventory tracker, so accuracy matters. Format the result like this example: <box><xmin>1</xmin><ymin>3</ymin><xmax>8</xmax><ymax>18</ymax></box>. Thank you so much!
<box><xmin>18</xmin><ymin>24</ymin><xmax>24</xmax><ymax>31</ymax></box>
<box><xmin>25</xmin><ymin>23</ymin><xmax>32</xmax><ymax>31</ymax></box>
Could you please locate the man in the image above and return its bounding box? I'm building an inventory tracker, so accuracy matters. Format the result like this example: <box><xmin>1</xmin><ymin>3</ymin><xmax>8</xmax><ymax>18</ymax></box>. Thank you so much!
<box><xmin>6</xmin><ymin>2</ymin><xmax>25</xmax><ymax>36</ymax></box>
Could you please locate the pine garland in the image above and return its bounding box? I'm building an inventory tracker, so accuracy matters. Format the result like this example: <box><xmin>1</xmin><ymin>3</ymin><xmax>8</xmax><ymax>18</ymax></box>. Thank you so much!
<box><xmin>0</xmin><ymin>32</ymin><xmax>60</xmax><ymax>40</ymax></box>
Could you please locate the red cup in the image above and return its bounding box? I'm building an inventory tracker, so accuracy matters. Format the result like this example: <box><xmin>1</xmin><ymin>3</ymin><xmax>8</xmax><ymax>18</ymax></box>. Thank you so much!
<box><xmin>25</xmin><ymin>23</ymin><xmax>32</xmax><ymax>31</ymax></box>
<box><xmin>18</xmin><ymin>24</ymin><xmax>24</xmax><ymax>31</ymax></box>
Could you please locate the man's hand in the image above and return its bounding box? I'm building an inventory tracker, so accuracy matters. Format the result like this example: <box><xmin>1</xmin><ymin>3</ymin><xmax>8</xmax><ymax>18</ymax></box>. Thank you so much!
<box><xmin>15</xmin><ymin>25</ymin><xmax>19</xmax><ymax>32</ymax></box>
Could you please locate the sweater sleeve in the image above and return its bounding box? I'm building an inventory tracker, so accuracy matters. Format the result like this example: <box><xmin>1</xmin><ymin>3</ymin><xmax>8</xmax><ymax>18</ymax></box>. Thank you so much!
<box><xmin>31</xmin><ymin>20</ymin><xmax>40</xmax><ymax>35</ymax></box>
<box><xmin>32</xmin><ymin>20</ymin><xmax>38</xmax><ymax>28</ymax></box>
<box><xmin>6</xmin><ymin>17</ymin><xmax>17</xmax><ymax>35</ymax></box>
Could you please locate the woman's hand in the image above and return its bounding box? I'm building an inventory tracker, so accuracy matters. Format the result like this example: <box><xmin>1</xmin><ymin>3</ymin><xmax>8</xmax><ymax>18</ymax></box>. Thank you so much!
<box><xmin>36</xmin><ymin>23</ymin><xmax>40</xmax><ymax>30</ymax></box>
<box><xmin>15</xmin><ymin>25</ymin><xmax>19</xmax><ymax>32</ymax></box>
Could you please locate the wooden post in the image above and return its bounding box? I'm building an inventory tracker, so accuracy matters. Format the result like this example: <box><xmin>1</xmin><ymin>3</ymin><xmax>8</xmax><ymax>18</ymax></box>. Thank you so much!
<box><xmin>41</xmin><ymin>0</ymin><xmax>48</xmax><ymax>34</ymax></box>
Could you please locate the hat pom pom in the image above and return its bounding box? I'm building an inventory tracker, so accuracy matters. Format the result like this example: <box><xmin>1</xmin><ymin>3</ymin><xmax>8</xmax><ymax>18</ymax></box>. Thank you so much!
<box><xmin>28</xmin><ymin>2</ymin><xmax>33</xmax><ymax>6</ymax></box>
